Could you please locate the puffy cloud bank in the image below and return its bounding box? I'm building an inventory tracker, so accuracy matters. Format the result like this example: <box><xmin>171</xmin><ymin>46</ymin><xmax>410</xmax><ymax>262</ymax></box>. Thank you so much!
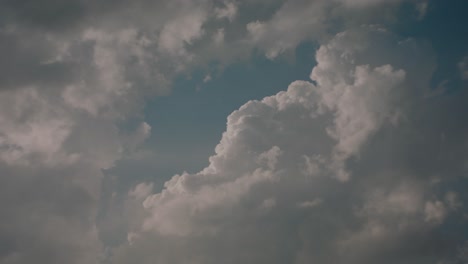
<box><xmin>0</xmin><ymin>0</ymin><xmax>466</xmax><ymax>264</ymax></box>
<box><xmin>114</xmin><ymin>26</ymin><xmax>468</xmax><ymax>264</ymax></box>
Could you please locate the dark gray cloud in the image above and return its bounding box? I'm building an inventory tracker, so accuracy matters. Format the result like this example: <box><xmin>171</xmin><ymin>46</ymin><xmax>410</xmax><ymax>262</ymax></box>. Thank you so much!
<box><xmin>0</xmin><ymin>0</ymin><xmax>88</xmax><ymax>30</ymax></box>
<box><xmin>0</xmin><ymin>162</ymin><xmax>102</xmax><ymax>264</ymax></box>
<box><xmin>0</xmin><ymin>29</ymin><xmax>76</xmax><ymax>90</ymax></box>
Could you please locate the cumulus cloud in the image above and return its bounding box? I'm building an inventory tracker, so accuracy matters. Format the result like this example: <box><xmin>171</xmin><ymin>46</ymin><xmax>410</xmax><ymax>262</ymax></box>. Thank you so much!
<box><xmin>245</xmin><ymin>0</ymin><xmax>427</xmax><ymax>59</ymax></box>
<box><xmin>112</xmin><ymin>26</ymin><xmax>468</xmax><ymax>264</ymax></box>
<box><xmin>246</xmin><ymin>0</ymin><xmax>329</xmax><ymax>59</ymax></box>
<box><xmin>0</xmin><ymin>1</ymin><xmax>465</xmax><ymax>264</ymax></box>
<box><xmin>0</xmin><ymin>0</ymin><xmax>217</xmax><ymax>262</ymax></box>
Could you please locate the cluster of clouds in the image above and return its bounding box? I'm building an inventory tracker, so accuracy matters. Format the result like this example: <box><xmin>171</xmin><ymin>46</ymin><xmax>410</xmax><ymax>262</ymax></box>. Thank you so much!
<box><xmin>113</xmin><ymin>26</ymin><xmax>468</xmax><ymax>264</ymax></box>
<box><xmin>0</xmin><ymin>0</ymin><xmax>467</xmax><ymax>264</ymax></box>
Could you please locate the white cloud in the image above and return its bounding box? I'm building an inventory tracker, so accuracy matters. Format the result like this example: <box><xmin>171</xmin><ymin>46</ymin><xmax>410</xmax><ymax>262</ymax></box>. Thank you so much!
<box><xmin>256</xmin><ymin>146</ymin><xmax>282</xmax><ymax>170</ymax></box>
<box><xmin>246</xmin><ymin>0</ymin><xmax>328</xmax><ymax>59</ymax></box>
<box><xmin>62</xmin><ymin>28</ymin><xmax>168</xmax><ymax>118</ymax></box>
<box><xmin>244</xmin><ymin>0</ymin><xmax>424</xmax><ymax>59</ymax></box>
<box><xmin>0</xmin><ymin>87</ymin><xmax>74</xmax><ymax>166</ymax></box>
<box><xmin>129</xmin><ymin>182</ymin><xmax>154</xmax><ymax>200</ymax></box>
<box><xmin>203</xmin><ymin>74</ymin><xmax>212</xmax><ymax>83</ymax></box>
<box><xmin>0</xmin><ymin>0</ymin><xmax>214</xmax><ymax>260</ymax></box>
<box><xmin>0</xmin><ymin>1</ymin><xmax>464</xmax><ymax>263</ymax></box>
<box><xmin>424</xmin><ymin>200</ymin><xmax>447</xmax><ymax>224</ymax></box>
<box><xmin>315</xmin><ymin>63</ymin><xmax>406</xmax><ymax>180</ymax></box>
<box><xmin>158</xmin><ymin>2</ymin><xmax>209</xmax><ymax>59</ymax></box>
<box><xmin>215</xmin><ymin>1</ymin><xmax>238</xmax><ymax>22</ymax></box>
<box><xmin>297</xmin><ymin>198</ymin><xmax>322</xmax><ymax>208</ymax></box>
<box><xmin>111</xmin><ymin>26</ymin><xmax>467</xmax><ymax>264</ymax></box>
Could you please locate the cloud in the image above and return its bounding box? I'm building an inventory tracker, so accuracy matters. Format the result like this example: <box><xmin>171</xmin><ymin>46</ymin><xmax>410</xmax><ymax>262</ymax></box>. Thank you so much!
<box><xmin>214</xmin><ymin>1</ymin><xmax>238</xmax><ymax>22</ymax></box>
<box><xmin>157</xmin><ymin>2</ymin><xmax>209</xmax><ymax>58</ymax></box>
<box><xmin>0</xmin><ymin>1</ymin><xmax>216</xmax><ymax>262</ymax></box>
<box><xmin>244</xmin><ymin>0</ymin><xmax>426</xmax><ymax>59</ymax></box>
<box><xmin>246</xmin><ymin>0</ymin><xmax>329</xmax><ymax>59</ymax></box>
<box><xmin>0</xmin><ymin>1</ymin><xmax>465</xmax><ymax>264</ymax></box>
<box><xmin>459</xmin><ymin>56</ymin><xmax>468</xmax><ymax>80</ymax></box>
<box><xmin>415</xmin><ymin>1</ymin><xmax>429</xmax><ymax>20</ymax></box>
<box><xmin>337</xmin><ymin>0</ymin><xmax>402</xmax><ymax>7</ymax></box>
<box><xmin>112</xmin><ymin>26</ymin><xmax>468</xmax><ymax>264</ymax></box>
<box><xmin>0</xmin><ymin>164</ymin><xmax>103</xmax><ymax>264</ymax></box>
<box><xmin>424</xmin><ymin>200</ymin><xmax>447</xmax><ymax>224</ymax></box>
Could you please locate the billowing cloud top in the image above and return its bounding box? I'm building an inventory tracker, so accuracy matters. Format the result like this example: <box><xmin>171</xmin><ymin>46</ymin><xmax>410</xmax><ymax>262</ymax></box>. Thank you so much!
<box><xmin>0</xmin><ymin>0</ymin><xmax>467</xmax><ymax>264</ymax></box>
<box><xmin>112</xmin><ymin>26</ymin><xmax>468</xmax><ymax>264</ymax></box>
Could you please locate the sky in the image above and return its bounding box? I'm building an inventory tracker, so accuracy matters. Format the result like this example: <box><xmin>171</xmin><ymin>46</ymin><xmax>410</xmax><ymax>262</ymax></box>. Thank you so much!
<box><xmin>0</xmin><ymin>0</ymin><xmax>468</xmax><ymax>263</ymax></box>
